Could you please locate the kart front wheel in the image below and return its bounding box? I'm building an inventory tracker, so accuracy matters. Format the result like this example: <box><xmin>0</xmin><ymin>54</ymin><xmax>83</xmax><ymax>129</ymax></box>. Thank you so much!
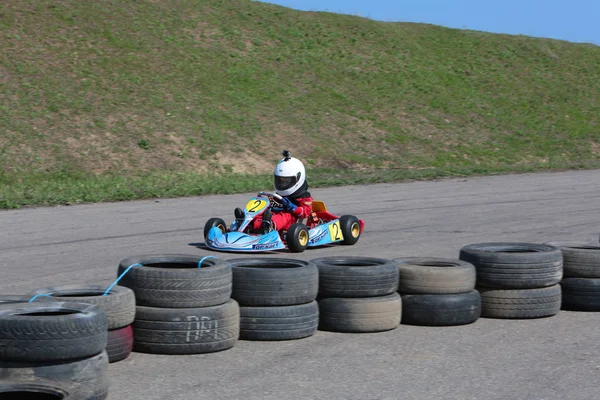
<box><xmin>340</xmin><ymin>215</ymin><xmax>361</xmax><ymax>245</ymax></box>
<box><xmin>204</xmin><ymin>217</ymin><xmax>227</xmax><ymax>240</ymax></box>
<box><xmin>287</xmin><ymin>223</ymin><xmax>309</xmax><ymax>253</ymax></box>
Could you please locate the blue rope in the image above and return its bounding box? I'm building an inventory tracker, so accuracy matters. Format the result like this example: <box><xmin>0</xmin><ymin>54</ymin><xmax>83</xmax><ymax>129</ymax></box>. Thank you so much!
<box><xmin>29</xmin><ymin>293</ymin><xmax>53</xmax><ymax>303</ymax></box>
<box><xmin>198</xmin><ymin>256</ymin><xmax>216</xmax><ymax>268</ymax></box>
<box><xmin>103</xmin><ymin>263</ymin><xmax>142</xmax><ymax>296</ymax></box>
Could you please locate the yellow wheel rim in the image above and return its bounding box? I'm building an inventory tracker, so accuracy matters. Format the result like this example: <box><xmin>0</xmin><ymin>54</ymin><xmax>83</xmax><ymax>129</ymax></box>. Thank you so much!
<box><xmin>298</xmin><ymin>230</ymin><xmax>309</xmax><ymax>246</ymax></box>
<box><xmin>217</xmin><ymin>224</ymin><xmax>226</xmax><ymax>233</ymax></box>
<box><xmin>351</xmin><ymin>222</ymin><xmax>360</xmax><ymax>238</ymax></box>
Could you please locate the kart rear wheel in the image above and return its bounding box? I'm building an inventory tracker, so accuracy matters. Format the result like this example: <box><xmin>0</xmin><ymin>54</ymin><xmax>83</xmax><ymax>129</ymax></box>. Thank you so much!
<box><xmin>287</xmin><ymin>223</ymin><xmax>309</xmax><ymax>253</ymax></box>
<box><xmin>340</xmin><ymin>215</ymin><xmax>361</xmax><ymax>245</ymax></box>
<box><xmin>204</xmin><ymin>217</ymin><xmax>227</xmax><ymax>240</ymax></box>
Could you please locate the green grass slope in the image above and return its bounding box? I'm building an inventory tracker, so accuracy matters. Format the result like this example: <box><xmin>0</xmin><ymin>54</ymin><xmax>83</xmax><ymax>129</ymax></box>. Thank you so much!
<box><xmin>1</xmin><ymin>0</ymin><xmax>599</xmax><ymax>207</ymax></box>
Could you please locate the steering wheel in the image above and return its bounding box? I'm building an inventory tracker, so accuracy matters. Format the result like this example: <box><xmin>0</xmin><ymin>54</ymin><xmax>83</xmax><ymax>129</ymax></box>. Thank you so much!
<box><xmin>257</xmin><ymin>191</ymin><xmax>283</xmax><ymax>208</ymax></box>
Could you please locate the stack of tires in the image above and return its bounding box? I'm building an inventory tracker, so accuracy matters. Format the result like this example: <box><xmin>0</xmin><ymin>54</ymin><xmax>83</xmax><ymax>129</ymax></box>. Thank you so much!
<box><xmin>313</xmin><ymin>256</ymin><xmax>401</xmax><ymax>333</ymax></box>
<box><xmin>29</xmin><ymin>284</ymin><xmax>136</xmax><ymax>363</ymax></box>
<box><xmin>459</xmin><ymin>243</ymin><xmax>563</xmax><ymax>319</ymax></box>
<box><xmin>227</xmin><ymin>258</ymin><xmax>319</xmax><ymax>341</ymax></box>
<box><xmin>547</xmin><ymin>242</ymin><xmax>600</xmax><ymax>311</ymax></box>
<box><xmin>116</xmin><ymin>255</ymin><xmax>239</xmax><ymax>354</ymax></box>
<box><xmin>0</xmin><ymin>301</ymin><xmax>110</xmax><ymax>399</ymax></box>
<box><xmin>394</xmin><ymin>258</ymin><xmax>481</xmax><ymax>326</ymax></box>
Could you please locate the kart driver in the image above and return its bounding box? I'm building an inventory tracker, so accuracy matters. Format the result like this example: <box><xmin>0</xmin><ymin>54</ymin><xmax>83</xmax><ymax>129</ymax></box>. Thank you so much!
<box><xmin>235</xmin><ymin>150</ymin><xmax>313</xmax><ymax>234</ymax></box>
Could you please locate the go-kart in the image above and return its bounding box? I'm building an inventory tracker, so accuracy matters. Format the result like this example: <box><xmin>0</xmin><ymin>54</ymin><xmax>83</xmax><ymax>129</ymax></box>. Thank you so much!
<box><xmin>203</xmin><ymin>191</ymin><xmax>364</xmax><ymax>253</ymax></box>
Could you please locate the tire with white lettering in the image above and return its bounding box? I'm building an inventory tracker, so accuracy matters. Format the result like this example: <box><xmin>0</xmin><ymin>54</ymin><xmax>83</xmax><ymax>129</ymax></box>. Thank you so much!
<box><xmin>401</xmin><ymin>290</ymin><xmax>481</xmax><ymax>326</ymax></box>
<box><xmin>395</xmin><ymin>257</ymin><xmax>476</xmax><ymax>294</ymax></box>
<box><xmin>31</xmin><ymin>284</ymin><xmax>136</xmax><ymax>330</ymax></box>
<box><xmin>459</xmin><ymin>242</ymin><xmax>563</xmax><ymax>289</ymax></box>
<box><xmin>318</xmin><ymin>293</ymin><xmax>402</xmax><ymax>333</ymax></box>
<box><xmin>560</xmin><ymin>278</ymin><xmax>600</xmax><ymax>311</ymax></box>
<box><xmin>239</xmin><ymin>301</ymin><xmax>319</xmax><ymax>341</ymax></box>
<box><xmin>106</xmin><ymin>325</ymin><xmax>134</xmax><ymax>363</ymax></box>
<box><xmin>133</xmin><ymin>299</ymin><xmax>239</xmax><ymax>354</ymax></box>
<box><xmin>0</xmin><ymin>351</ymin><xmax>109</xmax><ymax>400</ymax></box>
<box><xmin>479</xmin><ymin>285</ymin><xmax>561</xmax><ymax>319</ymax></box>
<box><xmin>0</xmin><ymin>302</ymin><xmax>107</xmax><ymax>362</ymax></box>
<box><xmin>117</xmin><ymin>255</ymin><xmax>232</xmax><ymax>308</ymax></box>
<box><xmin>228</xmin><ymin>258</ymin><xmax>318</xmax><ymax>306</ymax></box>
<box><xmin>546</xmin><ymin>242</ymin><xmax>600</xmax><ymax>278</ymax></box>
<box><xmin>312</xmin><ymin>256</ymin><xmax>398</xmax><ymax>297</ymax></box>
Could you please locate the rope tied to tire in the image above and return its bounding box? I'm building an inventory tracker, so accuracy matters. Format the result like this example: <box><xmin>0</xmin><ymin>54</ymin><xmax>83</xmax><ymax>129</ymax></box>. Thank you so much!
<box><xmin>198</xmin><ymin>256</ymin><xmax>216</xmax><ymax>268</ymax></box>
<box><xmin>28</xmin><ymin>293</ymin><xmax>53</xmax><ymax>302</ymax></box>
<box><xmin>103</xmin><ymin>263</ymin><xmax>143</xmax><ymax>296</ymax></box>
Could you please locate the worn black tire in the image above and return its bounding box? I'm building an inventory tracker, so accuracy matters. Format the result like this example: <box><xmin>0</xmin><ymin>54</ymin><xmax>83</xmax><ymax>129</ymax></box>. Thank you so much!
<box><xmin>395</xmin><ymin>257</ymin><xmax>476</xmax><ymax>294</ymax></box>
<box><xmin>318</xmin><ymin>293</ymin><xmax>401</xmax><ymax>333</ymax></box>
<box><xmin>286</xmin><ymin>223</ymin><xmax>309</xmax><ymax>253</ymax></box>
<box><xmin>239</xmin><ymin>301</ymin><xmax>319</xmax><ymax>341</ymax></box>
<box><xmin>31</xmin><ymin>284</ymin><xmax>136</xmax><ymax>330</ymax></box>
<box><xmin>401</xmin><ymin>290</ymin><xmax>481</xmax><ymax>326</ymax></box>
<box><xmin>0</xmin><ymin>302</ymin><xmax>107</xmax><ymax>362</ymax></box>
<box><xmin>204</xmin><ymin>217</ymin><xmax>227</xmax><ymax>240</ymax></box>
<box><xmin>459</xmin><ymin>242</ymin><xmax>563</xmax><ymax>289</ymax></box>
<box><xmin>117</xmin><ymin>254</ymin><xmax>232</xmax><ymax>308</ymax></box>
<box><xmin>546</xmin><ymin>242</ymin><xmax>600</xmax><ymax>278</ymax></box>
<box><xmin>312</xmin><ymin>256</ymin><xmax>398</xmax><ymax>297</ymax></box>
<box><xmin>0</xmin><ymin>351</ymin><xmax>109</xmax><ymax>400</ymax></box>
<box><xmin>0</xmin><ymin>382</ymin><xmax>84</xmax><ymax>399</ymax></box>
<box><xmin>339</xmin><ymin>215</ymin><xmax>361</xmax><ymax>245</ymax></box>
<box><xmin>479</xmin><ymin>285</ymin><xmax>561</xmax><ymax>319</ymax></box>
<box><xmin>106</xmin><ymin>325</ymin><xmax>133</xmax><ymax>363</ymax></box>
<box><xmin>133</xmin><ymin>299</ymin><xmax>239</xmax><ymax>355</ymax></box>
<box><xmin>560</xmin><ymin>278</ymin><xmax>600</xmax><ymax>311</ymax></box>
<box><xmin>228</xmin><ymin>258</ymin><xmax>319</xmax><ymax>306</ymax></box>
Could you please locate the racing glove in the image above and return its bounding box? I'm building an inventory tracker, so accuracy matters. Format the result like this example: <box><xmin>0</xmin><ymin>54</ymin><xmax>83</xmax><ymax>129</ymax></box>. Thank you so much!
<box><xmin>278</xmin><ymin>197</ymin><xmax>297</xmax><ymax>213</ymax></box>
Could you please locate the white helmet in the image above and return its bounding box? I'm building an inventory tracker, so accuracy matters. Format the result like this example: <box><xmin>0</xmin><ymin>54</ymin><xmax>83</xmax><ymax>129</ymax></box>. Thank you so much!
<box><xmin>273</xmin><ymin>150</ymin><xmax>306</xmax><ymax>197</ymax></box>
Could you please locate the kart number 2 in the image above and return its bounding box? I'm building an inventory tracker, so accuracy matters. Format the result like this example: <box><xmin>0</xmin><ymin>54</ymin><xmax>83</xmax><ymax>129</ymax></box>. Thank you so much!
<box><xmin>328</xmin><ymin>221</ymin><xmax>343</xmax><ymax>241</ymax></box>
<box><xmin>246</xmin><ymin>199</ymin><xmax>267</xmax><ymax>213</ymax></box>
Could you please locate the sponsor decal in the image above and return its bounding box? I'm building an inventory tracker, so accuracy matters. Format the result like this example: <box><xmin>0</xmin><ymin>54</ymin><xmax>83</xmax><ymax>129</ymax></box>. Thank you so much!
<box><xmin>309</xmin><ymin>229</ymin><xmax>328</xmax><ymax>244</ymax></box>
<box><xmin>252</xmin><ymin>243</ymin><xmax>279</xmax><ymax>250</ymax></box>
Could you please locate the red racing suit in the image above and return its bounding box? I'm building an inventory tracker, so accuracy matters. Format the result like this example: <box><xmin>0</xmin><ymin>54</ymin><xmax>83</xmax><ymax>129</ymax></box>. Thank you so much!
<box><xmin>253</xmin><ymin>194</ymin><xmax>313</xmax><ymax>232</ymax></box>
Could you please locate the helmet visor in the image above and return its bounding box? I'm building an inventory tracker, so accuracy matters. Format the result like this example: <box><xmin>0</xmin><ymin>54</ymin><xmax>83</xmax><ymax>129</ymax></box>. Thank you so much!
<box><xmin>274</xmin><ymin>175</ymin><xmax>297</xmax><ymax>191</ymax></box>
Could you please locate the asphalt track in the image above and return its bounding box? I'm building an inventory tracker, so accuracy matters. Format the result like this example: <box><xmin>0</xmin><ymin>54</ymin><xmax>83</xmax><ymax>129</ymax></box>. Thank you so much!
<box><xmin>1</xmin><ymin>170</ymin><xmax>599</xmax><ymax>400</ymax></box>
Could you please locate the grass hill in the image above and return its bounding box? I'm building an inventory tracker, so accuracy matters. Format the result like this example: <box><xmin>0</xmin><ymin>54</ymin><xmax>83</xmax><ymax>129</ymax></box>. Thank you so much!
<box><xmin>1</xmin><ymin>0</ymin><xmax>599</xmax><ymax>208</ymax></box>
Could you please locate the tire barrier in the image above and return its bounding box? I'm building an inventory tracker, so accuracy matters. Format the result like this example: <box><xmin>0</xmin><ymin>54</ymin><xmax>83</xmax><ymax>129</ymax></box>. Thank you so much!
<box><xmin>395</xmin><ymin>258</ymin><xmax>480</xmax><ymax>326</ymax></box>
<box><xmin>0</xmin><ymin>302</ymin><xmax>109</xmax><ymax>399</ymax></box>
<box><xmin>314</xmin><ymin>256</ymin><xmax>401</xmax><ymax>333</ymax></box>
<box><xmin>459</xmin><ymin>242</ymin><xmax>563</xmax><ymax>319</ymax></box>
<box><xmin>228</xmin><ymin>258</ymin><xmax>319</xmax><ymax>340</ymax></box>
<box><xmin>116</xmin><ymin>255</ymin><xmax>239</xmax><ymax>354</ymax></box>
<box><xmin>29</xmin><ymin>284</ymin><xmax>136</xmax><ymax>363</ymax></box>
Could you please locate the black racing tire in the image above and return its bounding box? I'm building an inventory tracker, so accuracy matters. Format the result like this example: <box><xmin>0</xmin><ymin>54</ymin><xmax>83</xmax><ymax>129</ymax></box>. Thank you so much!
<box><xmin>204</xmin><ymin>217</ymin><xmax>227</xmax><ymax>240</ymax></box>
<box><xmin>228</xmin><ymin>258</ymin><xmax>319</xmax><ymax>306</ymax></box>
<box><xmin>286</xmin><ymin>223</ymin><xmax>309</xmax><ymax>253</ymax></box>
<box><xmin>560</xmin><ymin>278</ymin><xmax>600</xmax><ymax>311</ymax></box>
<box><xmin>0</xmin><ymin>382</ymin><xmax>82</xmax><ymax>399</ymax></box>
<box><xmin>459</xmin><ymin>242</ymin><xmax>563</xmax><ymax>289</ymax></box>
<box><xmin>0</xmin><ymin>351</ymin><xmax>109</xmax><ymax>400</ymax></box>
<box><xmin>546</xmin><ymin>242</ymin><xmax>600</xmax><ymax>278</ymax></box>
<box><xmin>312</xmin><ymin>256</ymin><xmax>398</xmax><ymax>297</ymax></box>
<box><xmin>106</xmin><ymin>325</ymin><xmax>134</xmax><ymax>363</ymax></box>
<box><xmin>479</xmin><ymin>285</ymin><xmax>561</xmax><ymax>319</ymax></box>
<box><xmin>0</xmin><ymin>295</ymin><xmax>31</xmax><ymax>305</ymax></box>
<box><xmin>117</xmin><ymin>254</ymin><xmax>232</xmax><ymax>308</ymax></box>
<box><xmin>0</xmin><ymin>302</ymin><xmax>107</xmax><ymax>362</ymax></box>
<box><xmin>318</xmin><ymin>293</ymin><xmax>402</xmax><ymax>333</ymax></box>
<box><xmin>31</xmin><ymin>284</ymin><xmax>136</xmax><ymax>330</ymax></box>
<box><xmin>339</xmin><ymin>215</ymin><xmax>361</xmax><ymax>245</ymax></box>
<box><xmin>239</xmin><ymin>301</ymin><xmax>319</xmax><ymax>341</ymax></box>
<box><xmin>133</xmin><ymin>299</ymin><xmax>239</xmax><ymax>355</ymax></box>
<box><xmin>401</xmin><ymin>290</ymin><xmax>481</xmax><ymax>326</ymax></box>
<box><xmin>395</xmin><ymin>257</ymin><xmax>476</xmax><ymax>294</ymax></box>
